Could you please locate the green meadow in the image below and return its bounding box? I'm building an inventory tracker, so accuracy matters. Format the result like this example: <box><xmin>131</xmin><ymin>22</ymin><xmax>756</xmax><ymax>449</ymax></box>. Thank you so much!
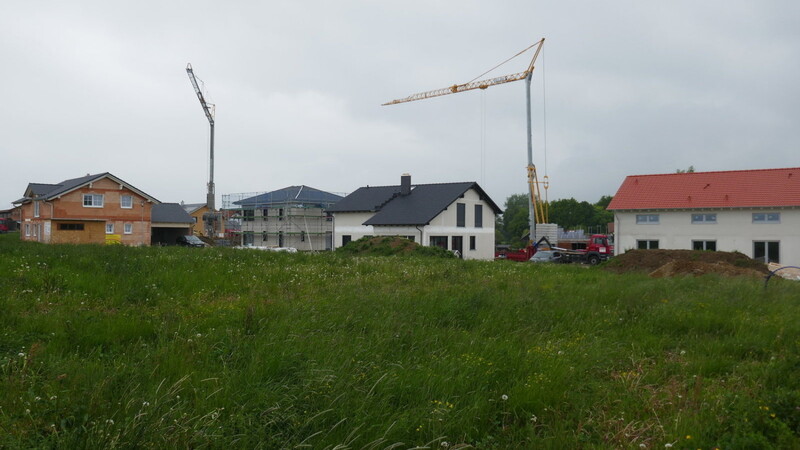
<box><xmin>1</xmin><ymin>233</ymin><xmax>799</xmax><ymax>449</ymax></box>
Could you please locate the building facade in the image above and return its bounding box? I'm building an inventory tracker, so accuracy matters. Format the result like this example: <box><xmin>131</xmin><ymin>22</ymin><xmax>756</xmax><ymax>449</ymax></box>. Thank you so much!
<box><xmin>608</xmin><ymin>168</ymin><xmax>800</xmax><ymax>266</ymax></box>
<box><xmin>224</xmin><ymin>186</ymin><xmax>343</xmax><ymax>251</ymax></box>
<box><xmin>328</xmin><ymin>175</ymin><xmax>501</xmax><ymax>260</ymax></box>
<box><xmin>15</xmin><ymin>173</ymin><xmax>159</xmax><ymax>246</ymax></box>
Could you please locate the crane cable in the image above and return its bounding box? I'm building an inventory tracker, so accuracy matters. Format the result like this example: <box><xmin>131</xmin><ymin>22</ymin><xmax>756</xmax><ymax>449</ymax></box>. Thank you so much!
<box><xmin>541</xmin><ymin>48</ymin><xmax>550</xmax><ymax>219</ymax></box>
<box><xmin>467</xmin><ymin>42</ymin><xmax>541</xmax><ymax>84</ymax></box>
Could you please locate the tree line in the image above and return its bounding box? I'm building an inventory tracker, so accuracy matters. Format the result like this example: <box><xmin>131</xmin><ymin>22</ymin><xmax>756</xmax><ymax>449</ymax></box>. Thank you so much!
<box><xmin>497</xmin><ymin>194</ymin><xmax>614</xmax><ymax>245</ymax></box>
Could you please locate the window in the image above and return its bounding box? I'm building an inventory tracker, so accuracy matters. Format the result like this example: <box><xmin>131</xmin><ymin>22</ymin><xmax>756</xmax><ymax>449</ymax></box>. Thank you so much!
<box><xmin>301</xmin><ymin>231</ymin><xmax>306</xmax><ymax>242</ymax></box>
<box><xmin>25</xmin><ymin>224</ymin><xmax>30</xmax><ymax>236</ymax></box>
<box><xmin>106</xmin><ymin>223</ymin><xmax>114</xmax><ymax>234</ymax></box>
<box><xmin>58</xmin><ymin>223</ymin><xmax>85</xmax><ymax>231</ymax></box>
<box><xmin>34</xmin><ymin>201</ymin><xmax>40</xmax><ymax>217</ymax></box>
<box><xmin>637</xmin><ymin>240</ymin><xmax>659</xmax><ymax>249</ymax></box>
<box><xmin>692</xmin><ymin>240</ymin><xmax>716</xmax><ymax>251</ymax></box>
<box><xmin>430</xmin><ymin>236</ymin><xmax>448</xmax><ymax>249</ymax></box>
<box><xmin>752</xmin><ymin>213</ymin><xmax>780</xmax><ymax>224</ymax></box>
<box><xmin>342</xmin><ymin>235</ymin><xmax>352</xmax><ymax>246</ymax></box>
<box><xmin>278</xmin><ymin>208</ymin><xmax>284</xmax><ymax>221</ymax></box>
<box><xmin>753</xmin><ymin>241</ymin><xmax>780</xmax><ymax>263</ymax></box>
<box><xmin>262</xmin><ymin>209</ymin><xmax>269</xmax><ymax>221</ymax></box>
<box><xmin>456</xmin><ymin>203</ymin><xmax>465</xmax><ymax>227</ymax></box>
<box><xmin>469</xmin><ymin>236</ymin><xmax>476</xmax><ymax>250</ymax></box>
<box><xmin>243</xmin><ymin>232</ymin><xmax>255</xmax><ymax>246</ymax></box>
<box><xmin>691</xmin><ymin>213</ymin><xmax>716</xmax><ymax>224</ymax></box>
<box><xmin>242</xmin><ymin>210</ymin><xmax>254</xmax><ymax>222</ymax></box>
<box><xmin>636</xmin><ymin>214</ymin><xmax>659</xmax><ymax>224</ymax></box>
<box><xmin>124</xmin><ymin>223</ymin><xmax>133</xmax><ymax>234</ymax></box>
<box><xmin>33</xmin><ymin>224</ymin><xmax>38</xmax><ymax>237</ymax></box>
<box><xmin>83</xmin><ymin>194</ymin><xmax>104</xmax><ymax>208</ymax></box>
<box><xmin>474</xmin><ymin>204</ymin><xmax>483</xmax><ymax>228</ymax></box>
<box><xmin>451</xmin><ymin>236</ymin><xmax>463</xmax><ymax>257</ymax></box>
<box><xmin>120</xmin><ymin>195</ymin><xmax>133</xmax><ymax>209</ymax></box>
<box><xmin>262</xmin><ymin>232</ymin><xmax>268</xmax><ymax>243</ymax></box>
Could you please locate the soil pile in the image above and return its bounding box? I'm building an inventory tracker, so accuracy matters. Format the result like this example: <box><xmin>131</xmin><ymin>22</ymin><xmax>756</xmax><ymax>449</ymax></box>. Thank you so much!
<box><xmin>603</xmin><ymin>249</ymin><xmax>768</xmax><ymax>278</ymax></box>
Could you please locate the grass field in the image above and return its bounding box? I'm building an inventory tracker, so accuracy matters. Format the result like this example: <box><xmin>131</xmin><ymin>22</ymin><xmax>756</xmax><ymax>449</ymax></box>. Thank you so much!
<box><xmin>1</xmin><ymin>233</ymin><xmax>799</xmax><ymax>448</ymax></box>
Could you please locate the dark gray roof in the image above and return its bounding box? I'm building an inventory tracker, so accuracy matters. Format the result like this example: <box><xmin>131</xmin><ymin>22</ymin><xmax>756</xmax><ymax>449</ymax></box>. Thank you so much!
<box><xmin>27</xmin><ymin>183</ymin><xmax>61</xmax><ymax>197</ymax></box>
<box><xmin>152</xmin><ymin>203</ymin><xmax>195</xmax><ymax>224</ymax></box>
<box><xmin>326</xmin><ymin>185</ymin><xmax>400</xmax><ymax>212</ymax></box>
<box><xmin>329</xmin><ymin>182</ymin><xmax>502</xmax><ymax>226</ymax></box>
<box><xmin>233</xmin><ymin>185</ymin><xmax>342</xmax><ymax>208</ymax></box>
<box><xmin>19</xmin><ymin>173</ymin><xmax>160</xmax><ymax>204</ymax></box>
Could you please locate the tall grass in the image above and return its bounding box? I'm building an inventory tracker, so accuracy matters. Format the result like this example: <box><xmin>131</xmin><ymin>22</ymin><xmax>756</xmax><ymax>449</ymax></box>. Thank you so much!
<box><xmin>1</xmin><ymin>233</ymin><xmax>799</xmax><ymax>448</ymax></box>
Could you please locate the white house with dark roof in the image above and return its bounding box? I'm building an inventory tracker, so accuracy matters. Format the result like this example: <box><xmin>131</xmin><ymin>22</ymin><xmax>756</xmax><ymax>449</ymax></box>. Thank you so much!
<box><xmin>607</xmin><ymin>167</ymin><xmax>800</xmax><ymax>266</ymax></box>
<box><xmin>327</xmin><ymin>174</ymin><xmax>502</xmax><ymax>260</ymax></box>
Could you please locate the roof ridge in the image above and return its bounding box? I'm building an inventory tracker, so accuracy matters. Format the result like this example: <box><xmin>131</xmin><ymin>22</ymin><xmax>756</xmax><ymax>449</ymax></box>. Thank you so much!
<box><xmin>627</xmin><ymin>167</ymin><xmax>800</xmax><ymax>178</ymax></box>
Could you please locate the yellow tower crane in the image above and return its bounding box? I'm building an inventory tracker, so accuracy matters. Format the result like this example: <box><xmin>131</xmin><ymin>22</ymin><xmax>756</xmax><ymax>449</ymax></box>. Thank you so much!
<box><xmin>383</xmin><ymin>38</ymin><xmax>548</xmax><ymax>245</ymax></box>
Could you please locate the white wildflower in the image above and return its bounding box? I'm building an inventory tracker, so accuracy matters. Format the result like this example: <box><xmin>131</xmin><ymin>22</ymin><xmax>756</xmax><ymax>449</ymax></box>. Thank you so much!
<box><xmin>501</xmin><ymin>394</ymin><xmax>508</xmax><ymax>401</ymax></box>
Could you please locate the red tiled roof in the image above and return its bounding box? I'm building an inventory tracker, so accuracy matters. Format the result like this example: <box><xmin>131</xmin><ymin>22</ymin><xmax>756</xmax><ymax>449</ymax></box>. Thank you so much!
<box><xmin>607</xmin><ymin>167</ymin><xmax>800</xmax><ymax>210</ymax></box>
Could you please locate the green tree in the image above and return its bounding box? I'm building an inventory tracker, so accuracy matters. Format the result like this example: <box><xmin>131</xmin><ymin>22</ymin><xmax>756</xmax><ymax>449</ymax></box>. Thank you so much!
<box><xmin>499</xmin><ymin>194</ymin><xmax>614</xmax><ymax>244</ymax></box>
<box><xmin>548</xmin><ymin>198</ymin><xmax>596</xmax><ymax>230</ymax></box>
<box><xmin>499</xmin><ymin>194</ymin><xmax>529</xmax><ymax>246</ymax></box>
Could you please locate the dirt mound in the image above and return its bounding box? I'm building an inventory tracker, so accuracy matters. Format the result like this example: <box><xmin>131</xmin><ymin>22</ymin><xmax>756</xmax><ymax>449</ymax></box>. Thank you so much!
<box><xmin>604</xmin><ymin>249</ymin><xmax>768</xmax><ymax>278</ymax></box>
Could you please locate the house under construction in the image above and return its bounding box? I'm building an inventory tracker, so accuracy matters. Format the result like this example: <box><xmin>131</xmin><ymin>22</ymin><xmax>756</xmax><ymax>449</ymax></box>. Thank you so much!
<box><xmin>222</xmin><ymin>186</ymin><xmax>343</xmax><ymax>250</ymax></box>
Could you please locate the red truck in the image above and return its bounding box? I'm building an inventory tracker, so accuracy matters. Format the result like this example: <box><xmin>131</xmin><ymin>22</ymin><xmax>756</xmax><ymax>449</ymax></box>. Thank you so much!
<box><xmin>496</xmin><ymin>234</ymin><xmax>613</xmax><ymax>265</ymax></box>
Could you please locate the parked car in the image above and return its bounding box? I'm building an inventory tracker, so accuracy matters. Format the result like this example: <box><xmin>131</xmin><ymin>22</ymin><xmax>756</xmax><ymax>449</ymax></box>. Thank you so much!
<box><xmin>176</xmin><ymin>235</ymin><xmax>205</xmax><ymax>247</ymax></box>
<box><xmin>530</xmin><ymin>250</ymin><xmax>562</xmax><ymax>263</ymax></box>
<box><xmin>0</xmin><ymin>220</ymin><xmax>8</xmax><ymax>233</ymax></box>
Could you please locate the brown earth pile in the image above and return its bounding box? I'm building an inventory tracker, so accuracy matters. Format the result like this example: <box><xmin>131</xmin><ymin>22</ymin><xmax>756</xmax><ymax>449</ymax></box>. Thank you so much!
<box><xmin>603</xmin><ymin>249</ymin><xmax>769</xmax><ymax>278</ymax></box>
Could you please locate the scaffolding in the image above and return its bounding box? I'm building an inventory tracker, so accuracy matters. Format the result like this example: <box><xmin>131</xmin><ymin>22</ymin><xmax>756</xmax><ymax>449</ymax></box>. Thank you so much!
<box><xmin>221</xmin><ymin>188</ymin><xmax>345</xmax><ymax>251</ymax></box>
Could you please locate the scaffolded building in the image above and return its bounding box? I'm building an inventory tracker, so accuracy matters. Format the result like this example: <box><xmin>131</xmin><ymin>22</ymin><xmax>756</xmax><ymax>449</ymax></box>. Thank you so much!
<box><xmin>222</xmin><ymin>186</ymin><xmax>343</xmax><ymax>251</ymax></box>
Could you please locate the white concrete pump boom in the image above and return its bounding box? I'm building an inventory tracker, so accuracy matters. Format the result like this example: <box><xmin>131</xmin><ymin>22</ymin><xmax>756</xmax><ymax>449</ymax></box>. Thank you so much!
<box><xmin>185</xmin><ymin>63</ymin><xmax>216</xmax><ymax>212</ymax></box>
<box><xmin>382</xmin><ymin>39</ymin><xmax>548</xmax><ymax>246</ymax></box>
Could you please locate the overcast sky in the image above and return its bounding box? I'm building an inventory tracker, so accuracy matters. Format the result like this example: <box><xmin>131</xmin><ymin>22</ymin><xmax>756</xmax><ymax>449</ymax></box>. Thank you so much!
<box><xmin>2</xmin><ymin>1</ymin><xmax>799</xmax><ymax>211</ymax></box>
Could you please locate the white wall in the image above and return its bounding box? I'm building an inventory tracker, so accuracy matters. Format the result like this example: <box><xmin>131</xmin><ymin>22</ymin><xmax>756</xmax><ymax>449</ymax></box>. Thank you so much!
<box><xmin>332</xmin><ymin>188</ymin><xmax>497</xmax><ymax>260</ymax></box>
<box><xmin>614</xmin><ymin>208</ymin><xmax>800</xmax><ymax>266</ymax></box>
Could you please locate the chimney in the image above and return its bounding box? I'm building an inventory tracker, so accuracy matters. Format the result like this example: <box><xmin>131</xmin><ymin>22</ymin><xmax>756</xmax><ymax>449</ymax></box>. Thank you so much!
<box><xmin>400</xmin><ymin>173</ymin><xmax>411</xmax><ymax>196</ymax></box>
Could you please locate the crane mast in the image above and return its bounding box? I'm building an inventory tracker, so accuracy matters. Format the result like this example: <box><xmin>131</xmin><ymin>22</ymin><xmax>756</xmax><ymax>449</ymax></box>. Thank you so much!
<box><xmin>383</xmin><ymin>39</ymin><xmax>548</xmax><ymax>246</ymax></box>
<box><xmin>186</xmin><ymin>63</ymin><xmax>216</xmax><ymax>212</ymax></box>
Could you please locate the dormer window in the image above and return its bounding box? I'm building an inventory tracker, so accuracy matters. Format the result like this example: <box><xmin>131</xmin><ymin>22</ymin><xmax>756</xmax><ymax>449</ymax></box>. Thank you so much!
<box><xmin>83</xmin><ymin>194</ymin><xmax>104</xmax><ymax>208</ymax></box>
